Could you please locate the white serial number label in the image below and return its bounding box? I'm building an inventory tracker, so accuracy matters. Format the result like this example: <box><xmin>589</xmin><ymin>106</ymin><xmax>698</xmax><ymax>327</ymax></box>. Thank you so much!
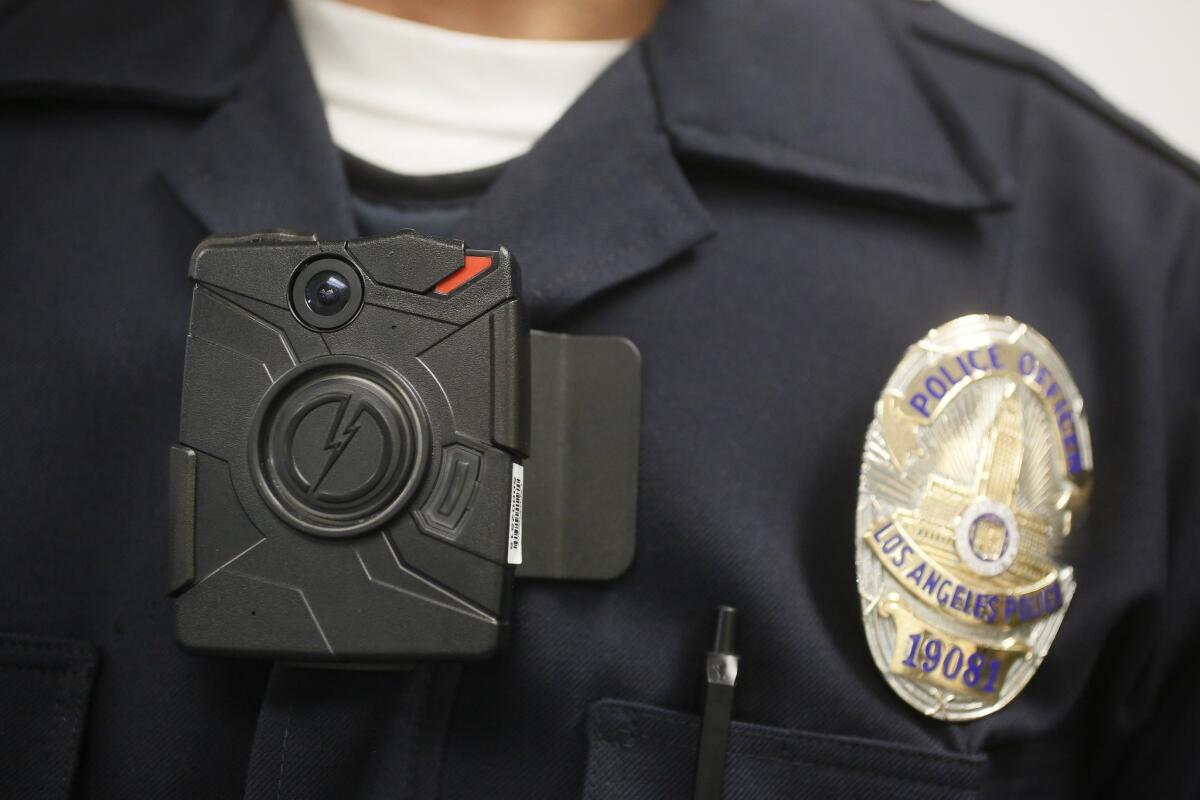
<box><xmin>507</xmin><ymin>463</ymin><xmax>524</xmax><ymax>565</ymax></box>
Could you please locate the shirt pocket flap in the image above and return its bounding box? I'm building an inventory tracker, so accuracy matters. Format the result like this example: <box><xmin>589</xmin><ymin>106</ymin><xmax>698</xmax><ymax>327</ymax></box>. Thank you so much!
<box><xmin>0</xmin><ymin>632</ymin><xmax>98</xmax><ymax>800</ymax></box>
<box><xmin>584</xmin><ymin>699</ymin><xmax>984</xmax><ymax>799</ymax></box>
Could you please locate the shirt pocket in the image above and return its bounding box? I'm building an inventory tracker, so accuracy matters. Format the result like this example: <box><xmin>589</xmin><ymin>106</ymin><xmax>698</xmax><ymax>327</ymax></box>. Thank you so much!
<box><xmin>0</xmin><ymin>632</ymin><xmax>98</xmax><ymax>800</ymax></box>
<box><xmin>584</xmin><ymin>699</ymin><xmax>984</xmax><ymax>800</ymax></box>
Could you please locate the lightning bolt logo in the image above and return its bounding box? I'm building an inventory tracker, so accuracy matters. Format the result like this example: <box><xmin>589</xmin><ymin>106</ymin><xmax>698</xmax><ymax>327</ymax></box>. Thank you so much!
<box><xmin>308</xmin><ymin>394</ymin><xmax>365</xmax><ymax>496</ymax></box>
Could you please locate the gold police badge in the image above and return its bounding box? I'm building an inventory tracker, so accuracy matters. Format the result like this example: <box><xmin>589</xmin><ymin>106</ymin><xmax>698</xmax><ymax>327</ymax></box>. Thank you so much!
<box><xmin>856</xmin><ymin>315</ymin><xmax>1092</xmax><ymax>720</ymax></box>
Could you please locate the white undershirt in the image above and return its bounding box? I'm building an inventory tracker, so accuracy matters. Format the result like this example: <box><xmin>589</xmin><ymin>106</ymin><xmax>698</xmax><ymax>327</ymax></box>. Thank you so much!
<box><xmin>291</xmin><ymin>0</ymin><xmax>632</xmax><ymax>175</ymax></box>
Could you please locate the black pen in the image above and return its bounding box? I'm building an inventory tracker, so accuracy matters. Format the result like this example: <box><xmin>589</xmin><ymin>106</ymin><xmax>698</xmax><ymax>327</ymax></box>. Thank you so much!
<box><xmin>693</xmin><ymin>606</ymin><xmax>739</xmax><ymax>800</ymax></box>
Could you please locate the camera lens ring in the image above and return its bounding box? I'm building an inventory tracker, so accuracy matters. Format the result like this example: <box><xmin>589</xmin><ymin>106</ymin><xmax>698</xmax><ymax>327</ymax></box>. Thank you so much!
<box><xmin>290</xmin><ymin>256</ymin><xmax>364</xmax><ymax>330</ymax></box>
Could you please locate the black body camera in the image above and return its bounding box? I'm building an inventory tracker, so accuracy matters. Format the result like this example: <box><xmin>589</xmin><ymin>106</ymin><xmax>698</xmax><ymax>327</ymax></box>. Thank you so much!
<box><xmin>168</xmin><ymin>231</ymin><xmax>639</xmax><ymax>664</ymax></box>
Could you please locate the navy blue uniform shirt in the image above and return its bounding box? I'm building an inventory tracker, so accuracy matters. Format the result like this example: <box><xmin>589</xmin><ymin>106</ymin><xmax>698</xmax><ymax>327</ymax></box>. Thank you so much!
<box><xmin>1</xmin><ymin>0</ymin><xmax>1198</xmax><ymax>797</ymax></box>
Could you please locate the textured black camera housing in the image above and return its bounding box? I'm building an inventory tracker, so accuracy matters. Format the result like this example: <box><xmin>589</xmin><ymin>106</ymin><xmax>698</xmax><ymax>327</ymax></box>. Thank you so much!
<box><xmin>168</xmin><ymin>230</ymin><xmax>528</xmax><ymax>663</ymax></box>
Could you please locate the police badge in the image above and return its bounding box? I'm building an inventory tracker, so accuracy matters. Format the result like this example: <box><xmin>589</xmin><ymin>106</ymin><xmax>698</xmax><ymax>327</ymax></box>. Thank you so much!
<box><xmin>856</xmin><ymin>316</ymin><xmax>1092</xmax><ymax>720</ymax></box>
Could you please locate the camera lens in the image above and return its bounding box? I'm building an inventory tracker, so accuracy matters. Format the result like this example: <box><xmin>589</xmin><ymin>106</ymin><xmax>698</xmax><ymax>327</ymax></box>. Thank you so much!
<box><xmin>290</xmin><ymin>256</ymin><xmax>363</xmax><ymax>330</ymax></box>
<box><xmin>304</xmin><ymin>271</ymin><xmax>351</xmax><ymax>316</ymax></box>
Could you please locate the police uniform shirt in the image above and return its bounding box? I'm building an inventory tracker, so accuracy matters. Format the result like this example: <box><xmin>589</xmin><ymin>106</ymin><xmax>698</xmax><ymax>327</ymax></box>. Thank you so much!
<box><xmin>0</xmin><ymin>1</ymin><xmax>1198</xmax><ymax>798</ymax></box>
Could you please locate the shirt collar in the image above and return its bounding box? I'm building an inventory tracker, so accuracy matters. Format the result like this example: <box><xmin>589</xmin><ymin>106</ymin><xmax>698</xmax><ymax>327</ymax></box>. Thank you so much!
<box><xmin>0</xmin><ymin>0</ymin><xmax>1012</xmax><ymax>212</ymax></box>
<box><xmin>0</xmin><ymin>0</ymin><xmax>275</xmax><ymax>106</ymax></box>
<box><xmin>644</xmin><ymin>0</ymin><xmax>1013</xmax><ymax>211</ymax></box>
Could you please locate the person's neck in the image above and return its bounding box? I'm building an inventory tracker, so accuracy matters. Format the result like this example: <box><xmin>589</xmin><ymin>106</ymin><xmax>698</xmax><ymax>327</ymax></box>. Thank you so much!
<box><xmin>339</xmin><ymin>0</ymin><xmax>663</xmax><ymax>40</ymax></box>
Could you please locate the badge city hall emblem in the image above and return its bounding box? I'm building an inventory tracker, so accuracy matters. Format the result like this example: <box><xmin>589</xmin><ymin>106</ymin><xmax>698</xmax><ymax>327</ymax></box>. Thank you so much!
<box><xmin>856</xmin><ymin>315</ymin><xmax>1092</xmax><ymax>720</ymax></box>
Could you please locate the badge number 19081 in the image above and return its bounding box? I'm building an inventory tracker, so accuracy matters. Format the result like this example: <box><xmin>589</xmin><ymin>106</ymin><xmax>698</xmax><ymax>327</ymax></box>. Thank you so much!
<box><xmin>856</xmin><ymin>315</ymin><xmax>1093</xmax><ymax>720</ymax></box>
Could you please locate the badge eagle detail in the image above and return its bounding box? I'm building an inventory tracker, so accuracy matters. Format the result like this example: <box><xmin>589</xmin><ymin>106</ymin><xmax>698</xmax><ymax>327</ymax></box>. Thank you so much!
<box><xmin>856</xmin><ymin>315</ymin><xmax>1092</xmax><ymax>720</ymax></box>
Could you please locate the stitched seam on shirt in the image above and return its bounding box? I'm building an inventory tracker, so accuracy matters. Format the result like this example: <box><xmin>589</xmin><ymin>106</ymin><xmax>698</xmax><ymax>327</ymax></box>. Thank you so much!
<box><xmin>588</xmin><ymin>146</ymin><xmax>693</xmax><ymax>277</ymax></box>
<box><xmin>275</xmin><ymin>712</ymin><xmax>291</xmax><ymax>800</ymax></box>
<box><xmin>737</xmin><ymin>727</ymin><xmax>982</xmax><ymax>768</ymax></box>
<box><xmin>595</xmin><ymin>734</ymin><xmax>979</xmax><ymax>796</ymax></box>
<box><xmin>60</xmin><ymin>662</ymin><xmax>89</xmax><ymax>797</ymax></box>
<box><xmin>593</xmin><ymin>729</ymin><xmax>980</xmax><ymax>793</ymax></box>
<box><xmin>536</xmin><ymin>142</ymin><xmax>704</xmax><ymax>312</ymax></box>
<box><xmin>725</xmin><ymin>749</ymin><xmax>980</xmax><ymax>793</ymax></box>
<box><xmin>668</xmin><ymin>120</ymin><xmax>971</xmax><ymax>196</ymax></box>
<box><xmin>910</xmin><ymin>24</ymin><xmax>1200</xmax><ymax>186</ymax></box>
<box><xmin>0</xmin><ymin>663</ymin><xmax>92</xmax><ymax>678</ymax></box>
<box><xmin>405</xmin><ymin>667</ymin><xmax>435</xmax><ymax>799</ymax></box>
<box><xmin>0</xmin><ymin>639</ymin><xmax>93</xmax><ymax>656</ymax></box>
<box><xmin>993</xmin><ymin>72</ymin><xmax>1031</xmax><ymax>306</ymax></box>
<box><xmin>360</xmin><ymin>197</ymin><xmax>481</xmax><ymax>211</ymax></box>
<box><xmin>599</xmin><ymin>703</ymin><xmax>980</xmax><ymax>767</ymax></box>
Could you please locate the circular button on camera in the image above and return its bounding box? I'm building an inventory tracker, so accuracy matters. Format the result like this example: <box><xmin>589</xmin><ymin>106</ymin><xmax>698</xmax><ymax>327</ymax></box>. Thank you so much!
<box><xmin>250</xmin><ymin>358</ymin><xmax>428</xmax><ymax>537</ymax></box>
<box><xmin>290</xmin><ymin>256</ymin><xmax>364</xmax><ymax>330</ymax></box>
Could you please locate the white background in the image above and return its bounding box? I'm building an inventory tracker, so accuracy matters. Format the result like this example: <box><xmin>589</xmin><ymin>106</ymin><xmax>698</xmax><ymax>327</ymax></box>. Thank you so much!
<box><xmin>940</xmin><ymin>0</ymin><xmax>1200</xmax><ymax>163</ymax></box>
